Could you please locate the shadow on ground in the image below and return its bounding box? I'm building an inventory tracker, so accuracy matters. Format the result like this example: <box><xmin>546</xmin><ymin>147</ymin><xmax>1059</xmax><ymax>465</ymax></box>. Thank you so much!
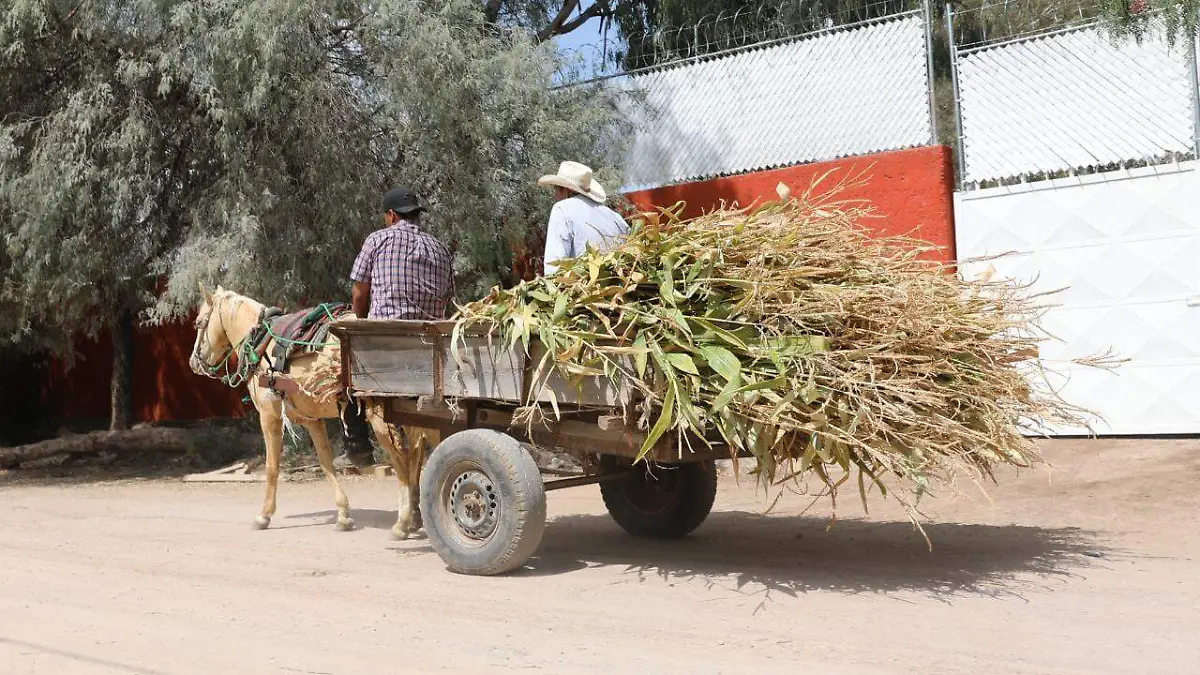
<box><xmin>287</xmin><ymin>508</ymin><xmax>399</xmax><ymax>531</ymax></box>
<box><xmin>285</xmin><ymin>506</ymin><xmax>1109</xmax><ymax>602</ymax></box>
<box><xmin>518</xmin><ymin>512</ymin><xmax>1110</xmax><ymax>601</ymax></box>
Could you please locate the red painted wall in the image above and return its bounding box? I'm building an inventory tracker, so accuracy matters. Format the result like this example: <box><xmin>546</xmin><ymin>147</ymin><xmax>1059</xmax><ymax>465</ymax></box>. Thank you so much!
<box><xmin>623</xmin><ymin>145</ymin><xmax>957</xmax><ymax>263</ymax></box>
<box><xmin>39</xmin><ymin>319</ymin><xmax>245</xmax><ymax>427</ymax></box>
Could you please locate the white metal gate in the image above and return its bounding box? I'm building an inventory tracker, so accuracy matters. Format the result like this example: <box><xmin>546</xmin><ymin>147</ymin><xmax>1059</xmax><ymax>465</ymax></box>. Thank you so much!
<box><xmin>955</xmin><ymin>161</ymin><xmax>1200</xmax><ymax>434</ymax></box>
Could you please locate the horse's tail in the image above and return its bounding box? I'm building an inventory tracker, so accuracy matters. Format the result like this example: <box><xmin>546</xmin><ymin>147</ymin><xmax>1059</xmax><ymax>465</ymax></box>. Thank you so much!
<box><xmin>281</xmin><ymin>408</ymin><xmax>303</xmax><ymax>446</ymax></box>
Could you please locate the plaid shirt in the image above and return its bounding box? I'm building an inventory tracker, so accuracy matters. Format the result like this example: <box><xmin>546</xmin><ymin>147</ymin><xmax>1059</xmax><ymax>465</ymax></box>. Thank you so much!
<box><xmin>350</xmin><ymin>220</ymin><xmax>455</xmax><ymax>320</ymax></box>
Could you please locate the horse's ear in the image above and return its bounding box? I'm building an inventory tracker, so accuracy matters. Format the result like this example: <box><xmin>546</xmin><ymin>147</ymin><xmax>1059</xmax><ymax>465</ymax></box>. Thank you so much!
<box><xmin>199</xmin><ymin>282</ymin><xmax>213</xmax><ymax>304</ymax></box>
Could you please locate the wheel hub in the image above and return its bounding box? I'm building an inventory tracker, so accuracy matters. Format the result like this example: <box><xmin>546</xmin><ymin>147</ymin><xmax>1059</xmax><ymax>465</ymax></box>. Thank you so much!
<box><xmin>449</xmin><ymin>470</ymin><xmax>499</xmax><ymax>540</ymax></box>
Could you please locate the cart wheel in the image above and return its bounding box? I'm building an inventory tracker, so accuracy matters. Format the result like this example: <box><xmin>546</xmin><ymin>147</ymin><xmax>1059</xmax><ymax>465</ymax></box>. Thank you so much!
<box><xmin>599</xmin><ymin>457</ymin><xmax>718</xmax><ymax>538</ymax></box>
<box><xmin>419</xmin><ymin>429</ymin><xmax>546</xmax><ymax>576</ymax></box>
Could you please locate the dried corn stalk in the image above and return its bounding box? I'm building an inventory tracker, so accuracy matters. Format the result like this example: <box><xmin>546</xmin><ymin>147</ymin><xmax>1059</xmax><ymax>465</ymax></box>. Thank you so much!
<box><xmin>454</xmin><ymin>173</ymin><xmax>1118</xmax><ymax>518</ymax></box>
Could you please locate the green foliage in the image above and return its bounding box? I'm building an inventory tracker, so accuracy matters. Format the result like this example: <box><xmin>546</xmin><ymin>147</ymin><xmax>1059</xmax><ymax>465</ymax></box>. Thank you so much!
<box><xmin>0</xmin><ymin>0</ymin><xmax>631</xmax><ymax>354</ymax></box>
<box><xmin>1096</xmin><ymin>0</ymin><xmax>1199</xmax><ymax>45</ymax></box>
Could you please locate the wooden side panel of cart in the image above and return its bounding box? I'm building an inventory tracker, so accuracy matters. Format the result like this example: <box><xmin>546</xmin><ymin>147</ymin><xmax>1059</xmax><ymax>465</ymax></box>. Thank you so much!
<box><xmin>330</xmin><ymin>319</ymin><xmax>625</xmax><ymax>407</ymax></box>
<box><xmin>328</xmin><ymin>320</ymin><xmax>722</xmax><ymax>465</ymax></box>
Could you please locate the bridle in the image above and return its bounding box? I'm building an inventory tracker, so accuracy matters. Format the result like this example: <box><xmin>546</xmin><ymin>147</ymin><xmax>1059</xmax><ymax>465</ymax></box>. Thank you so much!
<box><xmin>192</xmin><ymin>294</ymin><xmax>239</xmax><ymax>381</ymax></box>
<box><xmin>193</xmin><ymin>293</ymin><xmax>280</xmax><ymax>388</ymax></box>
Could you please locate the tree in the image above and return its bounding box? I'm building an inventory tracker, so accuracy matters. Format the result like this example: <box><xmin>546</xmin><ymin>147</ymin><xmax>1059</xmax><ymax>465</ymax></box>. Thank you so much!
<box><xmin>1</xmin><ymin>0</ymin><xmax>632</xmax><ymax>431</ymax></box>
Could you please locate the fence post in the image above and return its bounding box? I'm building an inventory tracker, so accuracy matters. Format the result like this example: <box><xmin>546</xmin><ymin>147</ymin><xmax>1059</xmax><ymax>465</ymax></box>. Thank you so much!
<box><xmin>946</xmin><ymin>4</ymin><xmax>967</xmax><ymax>187</ymax></box>
<box><xmin>1189</xmin><ymin>20</ymin><xmax>1200</xmax><ymax>157</ymax></box>
<box><xmin>923</xmin><ymin>0</ymin><xmax>939</xmax><ymax>146</ymax></box>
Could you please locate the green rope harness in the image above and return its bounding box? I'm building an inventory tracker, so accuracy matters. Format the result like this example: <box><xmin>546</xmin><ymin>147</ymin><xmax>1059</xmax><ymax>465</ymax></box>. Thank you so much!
<box><xmin>204</xmin><ymin>302</ymin><xmax>345</xmax><ymax>389</ymax></box>
<box><xmin>262</xmin><ymin>302</ymin><xmax>343</xmax><ymax>349</ymax></box>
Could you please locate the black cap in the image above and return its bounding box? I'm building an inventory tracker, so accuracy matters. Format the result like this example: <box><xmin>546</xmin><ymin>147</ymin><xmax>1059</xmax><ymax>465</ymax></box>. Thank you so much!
<box><xmin>382</xmin><ymin>186</ymin><xmax>426</xmax><ymax>215</ymax></box>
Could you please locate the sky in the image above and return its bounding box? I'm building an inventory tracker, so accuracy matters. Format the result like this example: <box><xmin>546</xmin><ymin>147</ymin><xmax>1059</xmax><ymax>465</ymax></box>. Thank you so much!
<box><xmin>550</xmin><ymin>14</ymin><xmax>613</xmax><ymax>79</ymax></box>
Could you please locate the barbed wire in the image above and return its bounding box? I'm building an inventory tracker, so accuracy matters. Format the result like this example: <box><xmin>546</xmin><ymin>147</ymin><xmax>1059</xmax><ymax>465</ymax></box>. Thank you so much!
<box><xmin>947</xmin><ymin>0</ymin><xmax>1106</xmax><ymax>49</ymax></box>
<box><xmin>556</xmin><ymin>0</ymin><xmax>925</xmax><ymax>83</ymax></box>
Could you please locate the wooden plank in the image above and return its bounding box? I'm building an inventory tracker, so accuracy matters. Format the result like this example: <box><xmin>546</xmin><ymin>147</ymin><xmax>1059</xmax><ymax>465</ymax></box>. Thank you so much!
<box><xmin>346</xmin><ymin>333</ymin><xmax>524</xmax><ymax>401</ymax></box>
<box><xmin>526</xmin><ymin>342</ymin><xmax>630</xmax><ymax>408</ymax></box>
<box><xmin>444</xmin><ymin>337</ymin><xmax>524</xmax><ymax>400</ymax></box>
<box><xmin>384</xmin><ymin>399</ymin><xmax>725</xmax><ymax>465</ymax></box>
<box><xmin>597</xmin><ymin>415</ymin><xmax>626</xmax><ymax>432</ymax></box>
<box><xmin>330</xmin><ymin>319</ymin><xmax>459</xmax><ymax>338</ymax></box>
<box><xmin>348</xmin><ymin>334</ymin><xmax>439</xmax><ymax>397</ymax></box>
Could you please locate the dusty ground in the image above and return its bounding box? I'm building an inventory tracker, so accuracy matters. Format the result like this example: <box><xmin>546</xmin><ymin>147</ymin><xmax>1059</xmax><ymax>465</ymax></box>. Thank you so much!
<box><xmin>1</xmin><ymin>438</ymin><xmax>1198</xmax><ymax>675</ymax></box>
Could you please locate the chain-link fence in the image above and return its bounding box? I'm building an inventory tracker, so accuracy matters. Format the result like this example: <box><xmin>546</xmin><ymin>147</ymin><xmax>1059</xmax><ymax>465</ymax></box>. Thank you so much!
<box><xmin>558</xmin><ymin>1</ymin><xmax>938</xmax><ymax>192</ymax></box>
<box><xmin>948</xmin><ymin>4</ymin><xmax>1200</xmax><ymax>188</ymax></box>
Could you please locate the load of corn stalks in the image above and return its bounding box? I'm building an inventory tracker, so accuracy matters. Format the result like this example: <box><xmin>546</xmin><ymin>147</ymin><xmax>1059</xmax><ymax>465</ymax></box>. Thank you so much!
<box><xmin>453</xmin><ymin>174</ymin><xmax>1116</xmax><ymax>517</ymax></box>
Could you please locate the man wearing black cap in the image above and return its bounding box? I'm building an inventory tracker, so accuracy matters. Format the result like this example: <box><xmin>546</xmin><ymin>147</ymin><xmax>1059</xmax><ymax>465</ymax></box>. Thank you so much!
<box><xmin>335</xmin><ymin>186</ymin><xmax>455</xmax><ymax>469</ymax></box>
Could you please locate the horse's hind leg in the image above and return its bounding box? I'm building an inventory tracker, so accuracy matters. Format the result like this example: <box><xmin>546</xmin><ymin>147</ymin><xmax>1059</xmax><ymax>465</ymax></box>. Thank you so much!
<box><xmin>403</xmin><ymin>426</ymin><xmax>437</xmax><ymax>531</ymax></box>
<box><xmin>255</xmin><ymin>396</ymin><xmax>284</xmax><ymax>530</ymax></box>
<box><xmin>366</xmin><ymin>403</ymin><xmax>417</xmax><ymax>540</ymax></box>
<box><xmin>303</xmin><ymin>419</ymin><xmax>355</xmax><ymax>531</ymax></box>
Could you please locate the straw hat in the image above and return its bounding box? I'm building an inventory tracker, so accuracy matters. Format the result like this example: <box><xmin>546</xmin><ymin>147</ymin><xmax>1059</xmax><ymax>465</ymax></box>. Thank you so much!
<box><xmin>537</xmin><ymin>161</ymin><xmax>607</xmax><ymax>204</ymax></box>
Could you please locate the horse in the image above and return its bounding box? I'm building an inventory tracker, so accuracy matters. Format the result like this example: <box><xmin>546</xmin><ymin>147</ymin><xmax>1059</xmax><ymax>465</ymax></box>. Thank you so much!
<box><xmin>188</xmin><ymin>284</ymin><xmax>433</xmax><ymax>539</ymax></box>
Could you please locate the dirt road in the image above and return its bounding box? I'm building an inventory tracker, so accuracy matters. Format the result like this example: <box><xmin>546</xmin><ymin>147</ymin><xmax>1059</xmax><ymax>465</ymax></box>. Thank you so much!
<box><xmin>2</xmin><ymin>439</ymin><xmax>1198</xmax><ymax>675</ymax></box>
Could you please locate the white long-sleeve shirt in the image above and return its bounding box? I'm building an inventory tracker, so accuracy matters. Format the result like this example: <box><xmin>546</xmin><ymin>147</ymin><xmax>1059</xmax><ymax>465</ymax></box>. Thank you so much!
<box><xmin>542</xmin><ymin>195</ymin><xmax>630</xmax><ymax>275</ymax></box>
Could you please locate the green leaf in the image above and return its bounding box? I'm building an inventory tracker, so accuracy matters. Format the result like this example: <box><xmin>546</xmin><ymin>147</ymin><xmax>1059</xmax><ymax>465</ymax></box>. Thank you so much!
<box><xmin>691</xmin><ymin>318</ymin><xmax>748</xmax><ymax>349</ymax></box>
<box><xmin>551</xmin><ymin>292</ymin><xmax>569</xmax><ymax>323</ymax></box>
<box><xmin>711</xmin><ymin>371</ymin><xmax>743</xmax><ymax>412</ymax></box>
<box><xmin>633</xmin><ymin>334</ymin><xmax>648</xmax><ymax>378</ymax></box>
<box><xmin>675</xmin><ymin>385</ymin><xmax>704</xmax><ymax>432</ymax></box>
<box><xmin>637</xmin><ymin>382</ymin><xmax>676</xmax><ymax>460</ymax></box>
<box><xmin>665</xmin><ymin>352</ymin><xmax>699</xmax><ymax>376</ymax></box>
<box><xmin>698</xmin><ymin>345</ymin><xmax>740</xmax><ymax>381</ymax></box>
<box><xmin>761</xmin><ymin>335</ymin><xmax>830</xmax><ymax>355</ymax></box>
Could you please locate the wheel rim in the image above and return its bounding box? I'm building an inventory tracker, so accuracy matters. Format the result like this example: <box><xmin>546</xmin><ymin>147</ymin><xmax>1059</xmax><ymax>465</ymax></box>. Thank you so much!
<box><xmin>621</xmin><ymin>465</ymin><xmax>683</xmax><ymax>515</ymax></box>
<box><xmin>440</xmin><ymin>462</ymin><xmax>500</xmax><ymax>545</ymax></box>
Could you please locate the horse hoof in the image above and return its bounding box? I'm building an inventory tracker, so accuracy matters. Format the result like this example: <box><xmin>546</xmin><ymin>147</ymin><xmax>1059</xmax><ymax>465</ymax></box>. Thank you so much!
<box><xmin>337</xmin><ymin>517</ymin><xmax>356</xmax><ymax>531</ymax></box>
<box><xmin>391</xmin><ymin>525</ymin><xmax>410</xmax><ymax>541</ymax></box>
<box><xmin>254</xmin><ymin>516</ymin><xmax>271</xmax><ymax>530</ymax></box>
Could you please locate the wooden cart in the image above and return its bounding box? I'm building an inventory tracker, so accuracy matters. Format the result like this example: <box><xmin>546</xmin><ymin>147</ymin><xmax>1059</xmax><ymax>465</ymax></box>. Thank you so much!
<box><xmin>329</xmin><ymin>319</ymin><xmax>732</xmax><ymax>576</ymax></box>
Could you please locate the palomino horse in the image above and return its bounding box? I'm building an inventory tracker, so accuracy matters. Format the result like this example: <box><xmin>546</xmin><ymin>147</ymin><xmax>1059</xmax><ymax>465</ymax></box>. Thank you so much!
<box><xmin>188</xmin><ymin>284</ymin><xmax>434</xmax><ymax>539</ymax></box>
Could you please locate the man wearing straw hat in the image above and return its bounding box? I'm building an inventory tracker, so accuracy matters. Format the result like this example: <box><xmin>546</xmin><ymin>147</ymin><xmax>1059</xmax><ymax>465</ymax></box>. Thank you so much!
<box><xmin>537</xmin><ymin>161</ymin><xmax>629</xmax><ymax>275</ymax></box>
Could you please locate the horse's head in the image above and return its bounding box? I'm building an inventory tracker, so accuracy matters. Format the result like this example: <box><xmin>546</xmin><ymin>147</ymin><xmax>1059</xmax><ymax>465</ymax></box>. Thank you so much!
<box><xmin>189</xmin><ymin>283</ymin><xmax>234</xmax><ymax>378</ymax></box>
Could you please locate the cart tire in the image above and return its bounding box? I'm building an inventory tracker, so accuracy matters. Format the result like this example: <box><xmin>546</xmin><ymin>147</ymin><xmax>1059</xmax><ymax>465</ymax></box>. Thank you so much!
<box><xmin>599</xmin><ymin>457</ymin><xmax>718</xmax><ymax>538</ymax></box>
<box><xmin>419</xmin><ymin>429</ymin><xmax>546</xmax><ymax>576</ymax></box>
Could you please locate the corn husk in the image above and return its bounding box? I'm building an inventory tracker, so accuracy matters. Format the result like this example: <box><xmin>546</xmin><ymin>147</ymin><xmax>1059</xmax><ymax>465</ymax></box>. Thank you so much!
<box><xmin>453</xmin><ymin>174</ymin><xmax>1119</xmax><ymax>521</ymax></box>
<box><xmin>294</xmin><ymin>338</ymin><xmax>345</xmax><ymax>404</ymax></box>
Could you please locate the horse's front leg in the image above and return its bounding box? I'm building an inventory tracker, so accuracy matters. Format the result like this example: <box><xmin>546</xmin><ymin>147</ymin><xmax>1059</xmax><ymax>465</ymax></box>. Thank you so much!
<box><xmin>303</xmin><ymin>419</ymin><xmax>355</xmax><ymax>531</ymax></box>
<box><xmin>255</xmin><ymin>397</ymin><xmax>284</xmax><ymax>530</ymax></box>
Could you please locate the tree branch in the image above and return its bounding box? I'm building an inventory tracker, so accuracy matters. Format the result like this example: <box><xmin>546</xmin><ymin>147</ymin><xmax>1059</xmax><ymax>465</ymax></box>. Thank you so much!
<box><xmin>484</xmin><ymin>0</ymin><xmax>505</xmax><ymax>24</ymax></box>
<box><xmin>538</xmin><ymin>0</ymin><xmax>582</xmax><ymax>41</ymax></box>
<box><xmin>556</xmin><ymin>2</ymin><xmax>612</xmax><ymax>36</ymax></box>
